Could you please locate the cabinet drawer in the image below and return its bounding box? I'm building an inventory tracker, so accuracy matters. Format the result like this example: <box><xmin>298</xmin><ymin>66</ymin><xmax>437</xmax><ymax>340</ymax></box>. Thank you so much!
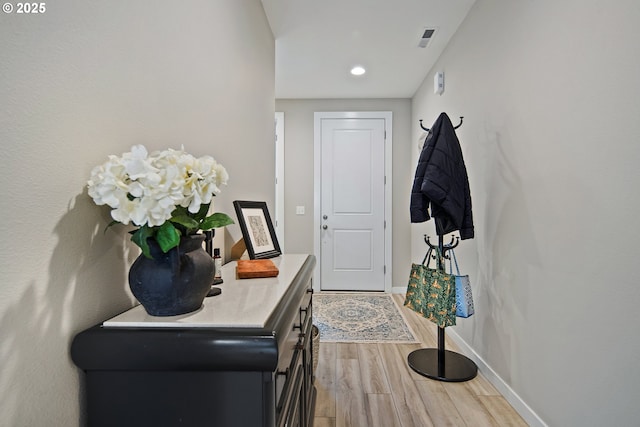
<box><xmin>279</xmin><ymin>365</ymin><xmax>304</xmax><ymax>427</ymax></box>
<box><xmin>298</xmin><ymin>288</ymin><xmax>312</xmax><ymax>330</ymax></box>
<box><xmin>276</xmin><ymin>347</ymin><xmax>302</xmax><ymax>424</ymax></box>
<box><xmin>276</xmin><ymin>287</ymin><xmax>313</xmax><ymax>426</ymax></box>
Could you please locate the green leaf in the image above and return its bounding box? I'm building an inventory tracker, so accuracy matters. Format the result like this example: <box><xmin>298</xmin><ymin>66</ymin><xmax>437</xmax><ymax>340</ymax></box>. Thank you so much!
<box><xmin>131</xmin><ymin>225</ymin><xmax>154</xmax><ymax>259</ymax></box>
<box><xmin>193</xmin><ymin>203</ymin><xmax>210</xmax><ymax>222</ymax></box>
<box><xmin>169</xmin><ymin>214</ymin><xmax>200</xmax><ymax>230</ymax></box>
<box><xmin>171</xmin><ymin>205</ymin><xmax>189</xmax><ymax>216</ymax></box>
<box><xmin>156</xmin><ymin>222</ymin><xmax>181</xmax><ymax>253</ymax></box>
<box><xmin>200</xmin><ymin>212</ymin><xmax>235</xmax><ymax>230</ymax></box>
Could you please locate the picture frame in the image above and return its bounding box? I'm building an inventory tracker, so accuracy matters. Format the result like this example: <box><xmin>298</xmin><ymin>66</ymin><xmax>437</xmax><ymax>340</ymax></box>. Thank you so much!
<box><xmin>233</xmin><ymin>200</ymin><xmax>282</xmax><ymax>259</ymax></box>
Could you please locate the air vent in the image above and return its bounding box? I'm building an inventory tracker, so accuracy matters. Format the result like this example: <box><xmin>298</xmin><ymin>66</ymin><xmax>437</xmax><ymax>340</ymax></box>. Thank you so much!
<box><xmin>418</xmin><ymin>28</ymin><xmax>436</xmax><ymax>48</ymax></box>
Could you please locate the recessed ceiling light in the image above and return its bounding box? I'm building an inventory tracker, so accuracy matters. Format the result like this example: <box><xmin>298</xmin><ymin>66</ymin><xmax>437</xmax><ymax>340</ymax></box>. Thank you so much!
<box><xmin>350</xmin><ymin>66</ymin><xmax>366</xmax><ymax>76</ymax></box>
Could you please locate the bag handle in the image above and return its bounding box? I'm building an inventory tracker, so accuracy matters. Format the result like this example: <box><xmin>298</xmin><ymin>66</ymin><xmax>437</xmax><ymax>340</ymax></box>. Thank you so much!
<box><xmin>421</xmin><ymin>246</ymin><xmax>433</xmax><ymax>266</ymax></box>
<box><xmin>424</xmin><ymin>246</ymin><xmax>444</xmax><ymax>268</ymax></box>
<box><xmin>449</xmin><ymin>248</ymin><xmax>461</xmax><ymax>276</ymax></box>
<box><xmin>429</xmin><ymin>246</ymin><xmax>445</xmax><ymax>270</ymax></box>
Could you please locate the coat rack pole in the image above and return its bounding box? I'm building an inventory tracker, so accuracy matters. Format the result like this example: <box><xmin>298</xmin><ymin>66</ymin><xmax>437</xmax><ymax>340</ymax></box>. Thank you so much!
<box><xmin>407</xmin><ymin>234</ymin><xmax>478</xmax><ymax>382</ymax></box>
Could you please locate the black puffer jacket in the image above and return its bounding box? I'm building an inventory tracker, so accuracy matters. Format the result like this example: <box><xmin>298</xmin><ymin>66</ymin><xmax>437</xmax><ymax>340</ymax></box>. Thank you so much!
<box><xmin>410</xmin><ymin>113</ymin><xmax>474</xmax><ymax>239</ymax></box>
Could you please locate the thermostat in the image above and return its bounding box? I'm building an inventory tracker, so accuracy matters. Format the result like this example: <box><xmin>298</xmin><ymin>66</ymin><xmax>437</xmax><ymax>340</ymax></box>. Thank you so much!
<box><xmin>434</xmin><ymin>71</ymin><xmax>444</xmax><ymax>95</ymax></box>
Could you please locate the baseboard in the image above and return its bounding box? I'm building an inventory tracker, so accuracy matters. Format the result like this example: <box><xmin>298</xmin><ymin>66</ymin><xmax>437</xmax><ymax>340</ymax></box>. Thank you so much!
<box><xmin>445</xmin><ymin>328</ymin><xmax>548</xmax><ymax>427</ymax></box>
<box><xmin>391</xmin><ymin>286</ymin><xmax>406</xmax><ymax>294</ymax></box>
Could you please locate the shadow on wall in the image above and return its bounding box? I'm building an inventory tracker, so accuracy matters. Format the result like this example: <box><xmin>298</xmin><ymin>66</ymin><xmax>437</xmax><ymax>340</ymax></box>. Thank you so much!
<box><xmin>0</xmin><ymin>191</ymin><xmax>133</xmax><ymax>425</ymax></box>
<box><xmin>474</xmin><ymin>124</ymin><xmax>543</xmax><ymax>384</ymax></box>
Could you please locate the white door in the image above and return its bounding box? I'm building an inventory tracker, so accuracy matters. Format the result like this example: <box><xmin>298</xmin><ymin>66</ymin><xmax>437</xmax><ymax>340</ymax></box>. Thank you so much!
<box><xmin>318</xmin><ymin>116</ymin><xmax>387</xmax><ymax>291</ymax></box>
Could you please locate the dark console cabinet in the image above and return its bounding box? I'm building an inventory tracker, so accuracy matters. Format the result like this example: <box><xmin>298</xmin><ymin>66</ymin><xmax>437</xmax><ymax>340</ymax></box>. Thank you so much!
<box><xmin>71</xmin><ymin>255</ymin><xmax>316</xmax><ymax>427</ymax></box>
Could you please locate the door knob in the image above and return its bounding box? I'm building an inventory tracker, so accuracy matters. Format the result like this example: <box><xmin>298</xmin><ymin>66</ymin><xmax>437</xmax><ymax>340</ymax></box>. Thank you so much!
<box><xmin>322</xmin><ymin>225</ymin><xmax>328</xmax><ymax>230</ymax></box>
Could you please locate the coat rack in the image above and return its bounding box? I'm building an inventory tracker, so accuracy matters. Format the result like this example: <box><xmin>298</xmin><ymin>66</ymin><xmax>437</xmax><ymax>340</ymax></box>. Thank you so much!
<box><xmin>408</xmin><ymin>116</ymin><xmax>477</xmax><ymax>382</ymax></box>
<box><xmin>407</xmin><ymin>234</ymin><xmax>477</xmax><ymax>382</ymax></box>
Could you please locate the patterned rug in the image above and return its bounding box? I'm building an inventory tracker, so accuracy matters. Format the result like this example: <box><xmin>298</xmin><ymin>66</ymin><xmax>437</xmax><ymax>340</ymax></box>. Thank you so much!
<box><xmin>313</xmin><ymin>293</ymin><xmax>418</xmax><ymax>343</ymax></box>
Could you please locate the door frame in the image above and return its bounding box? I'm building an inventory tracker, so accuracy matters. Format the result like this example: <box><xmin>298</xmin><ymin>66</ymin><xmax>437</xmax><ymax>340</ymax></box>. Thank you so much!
<box><xmin>313</xmin><ymin>111</ymin><xmax>393</xmax><ymax>292</ymax></box>
<box><xmin>275</xmin><ymin>112</ymin><xmax>285</xmax><ymax>251</ymax></box>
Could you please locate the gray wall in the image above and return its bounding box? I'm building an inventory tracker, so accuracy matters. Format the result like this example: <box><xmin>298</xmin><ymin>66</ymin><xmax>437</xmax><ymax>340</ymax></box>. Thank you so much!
<box><xmin>275</xmin><ymin>99</ymin><xmax>412</xmax><ymax>289</ymax></box>
<box><xmin>0</xmin><ymin>1</ymin><xmax>274</xmax><ymax>425</ymax></box>
<box><xmin>412</xmin><ymin>0</ymin><xmax>640</xmax><ymax>425</ymax></box>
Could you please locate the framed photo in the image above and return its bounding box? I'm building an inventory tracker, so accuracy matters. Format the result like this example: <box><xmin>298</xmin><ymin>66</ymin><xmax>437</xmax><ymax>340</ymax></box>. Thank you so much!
<box><xmin>233</xmin><ymin>200</ymin><xmax>282</xmax><ymax>259</ymax></box>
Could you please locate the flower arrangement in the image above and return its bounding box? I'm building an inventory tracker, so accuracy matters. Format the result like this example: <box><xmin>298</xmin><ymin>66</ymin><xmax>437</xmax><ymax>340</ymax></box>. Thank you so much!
<box><xmin>87</xmin><ymin>145</ymin><xmax>234</xmax><ymax>259</ymax></box>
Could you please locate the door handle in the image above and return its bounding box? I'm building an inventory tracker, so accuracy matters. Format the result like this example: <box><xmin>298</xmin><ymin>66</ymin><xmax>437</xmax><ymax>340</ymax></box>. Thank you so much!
<box><xmin>322</xmin><ymin>225</ymin><xmax>328</xmax><ymax>230</ymax></box>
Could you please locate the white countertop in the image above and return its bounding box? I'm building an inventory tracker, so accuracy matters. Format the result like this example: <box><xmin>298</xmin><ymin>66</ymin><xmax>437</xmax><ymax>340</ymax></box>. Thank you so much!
<box><xmin>103</xmin><ymin>254</ymin><xmax>310</xmax><ymax>329</ymax></box>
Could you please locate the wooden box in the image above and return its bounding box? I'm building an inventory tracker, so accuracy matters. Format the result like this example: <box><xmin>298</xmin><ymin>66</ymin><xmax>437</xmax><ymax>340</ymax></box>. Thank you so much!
<box><xmin>236</xmin><ymin>259</ymin><xmax>279</xmax><ymax>279</ymax></box>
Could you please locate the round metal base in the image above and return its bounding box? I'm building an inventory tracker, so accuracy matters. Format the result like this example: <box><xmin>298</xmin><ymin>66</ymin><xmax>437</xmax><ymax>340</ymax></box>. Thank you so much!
<box><xmin>408</xmin><ymin>348</ymin><xmax>477</xmax><ymax>382</ymax></box>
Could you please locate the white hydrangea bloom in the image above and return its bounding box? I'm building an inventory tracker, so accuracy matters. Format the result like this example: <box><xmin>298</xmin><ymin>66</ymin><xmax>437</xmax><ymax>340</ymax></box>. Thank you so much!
<box><xmin>87</xmin><ymin>145</ymin><xmax>228</xmax><ymax>228</ymax></box>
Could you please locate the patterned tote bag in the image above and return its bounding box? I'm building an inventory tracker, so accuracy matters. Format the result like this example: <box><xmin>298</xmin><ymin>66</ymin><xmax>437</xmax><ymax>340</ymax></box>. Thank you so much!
<box><xmin>405</xmin><ymin>247</ymin><xmax>457</xmax><ymax>327</ymax></box>
<box><xmin>449</xmin><ymin>248</ymin><xmax>474</xmax><ymax>318</ymax></box>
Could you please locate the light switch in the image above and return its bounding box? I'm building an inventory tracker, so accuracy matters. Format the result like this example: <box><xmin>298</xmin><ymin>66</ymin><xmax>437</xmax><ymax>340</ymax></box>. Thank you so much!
<box><xmin>296</xmin><ymin>206</ymin><xmax>305</xmax><ymax>215</ymax></box>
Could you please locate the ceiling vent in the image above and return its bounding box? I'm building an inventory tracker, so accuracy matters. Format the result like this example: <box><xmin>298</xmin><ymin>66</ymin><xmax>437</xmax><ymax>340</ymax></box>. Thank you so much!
<box><xmin>418</xmin><ymin>28</ymin><xmax>436</xmax><ymax>48</ymax></box>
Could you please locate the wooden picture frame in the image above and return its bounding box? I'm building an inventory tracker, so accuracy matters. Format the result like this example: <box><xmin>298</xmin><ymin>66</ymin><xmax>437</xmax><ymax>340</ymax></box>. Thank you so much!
<box><xmin>233</xmin><ymin>200</ymin><xmax>282</xmax><ymax>259</ymax></box>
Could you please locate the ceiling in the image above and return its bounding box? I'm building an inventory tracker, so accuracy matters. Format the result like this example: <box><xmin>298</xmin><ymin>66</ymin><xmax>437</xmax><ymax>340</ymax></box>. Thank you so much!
<box><xmin>261</xmin><ymin>0</ymin><xmax>476</xmax><ymax>99</ymax></box>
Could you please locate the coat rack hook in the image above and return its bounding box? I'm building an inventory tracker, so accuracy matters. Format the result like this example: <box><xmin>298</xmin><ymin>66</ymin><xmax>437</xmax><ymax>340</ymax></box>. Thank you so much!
<box><xmin>442</xmin><ymin>236</ymin><xmax>460</xmax><ymax>259</ymax></box>
<box><xmin>444</xmin><ymin>235</ymin><xmax>459</xmax><ymax>248</ymax></box>
<box><xmin>424</xmin><ymin>234</ymin><xmax>460</xmax><ymax>256</ymax></box>
<box><xmin>419</xmin><ymin>116</ymin><xmax>464</xmax><ymax>132</ymax></box>
<box><xmin>454</xmin><ymin>116</ymin><xmax>464</xmax><ymax>129</ymax></box>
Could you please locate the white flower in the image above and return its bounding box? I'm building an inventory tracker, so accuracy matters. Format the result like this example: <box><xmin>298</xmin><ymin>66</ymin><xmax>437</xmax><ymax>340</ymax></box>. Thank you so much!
<box><xmin>87</xmin><ymin>145</ymin><xmax>229</xmax><ymax>228</ymax></box>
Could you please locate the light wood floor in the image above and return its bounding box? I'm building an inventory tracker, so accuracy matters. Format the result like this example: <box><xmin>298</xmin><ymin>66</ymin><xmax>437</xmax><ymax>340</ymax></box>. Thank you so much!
<box><xmin>313</xmin><ymin>294</ymin><xmax>528</xmax><ymax>427</ymax></box>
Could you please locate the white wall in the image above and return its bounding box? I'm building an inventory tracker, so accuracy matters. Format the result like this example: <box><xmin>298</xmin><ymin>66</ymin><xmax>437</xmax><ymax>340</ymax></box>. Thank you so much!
<box><xmin>411</xmin><ymin>1</ymin><xmax>640</xmax><ymax>425</ymax></box>
<box><xmin>0</xmin><ymin>1</ymin><xmax>274</xmax><ymax>425</ymax></box>
<box><xmin>275</xmin><ymin>99</ymin><xmax>412</xmax><ymax>289</ymax></box>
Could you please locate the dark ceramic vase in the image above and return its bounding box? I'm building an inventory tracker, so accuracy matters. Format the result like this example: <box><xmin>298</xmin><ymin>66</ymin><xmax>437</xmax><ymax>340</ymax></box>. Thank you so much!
<box><xmin>128</xmin><ymin>234</ymin><xmax>214</xmax><ymax>316</ymax></box>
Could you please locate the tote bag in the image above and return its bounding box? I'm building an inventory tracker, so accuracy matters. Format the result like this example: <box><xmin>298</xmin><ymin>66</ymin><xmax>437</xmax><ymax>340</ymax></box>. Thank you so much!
<box><xmin>405</xmin><ymin>247</ymin><xmax>457</xmax><ymax>328</ymax></box>
<box><xmin>449</xmin><ymin>249</ymin><xmax>474</xmax><ymax>318</ymax></box>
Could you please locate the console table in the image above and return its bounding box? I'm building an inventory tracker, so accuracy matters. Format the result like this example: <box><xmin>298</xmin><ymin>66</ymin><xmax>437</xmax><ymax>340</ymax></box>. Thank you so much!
<box><xmin>71</xmin><ymin>254</ymin><xmax>316</xmax><ymax>427</ymax></box>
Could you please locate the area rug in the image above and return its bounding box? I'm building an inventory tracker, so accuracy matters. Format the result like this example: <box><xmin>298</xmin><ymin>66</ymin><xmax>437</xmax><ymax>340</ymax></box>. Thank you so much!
<box><xmin>313</xmin><ymin>293</ymin><xmax>418</xmax><ymax>343</ymax></box>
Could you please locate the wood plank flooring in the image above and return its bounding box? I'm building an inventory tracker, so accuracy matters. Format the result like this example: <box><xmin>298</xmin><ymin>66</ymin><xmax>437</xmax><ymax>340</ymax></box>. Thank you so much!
<box><xmin>313</xmin><ymin>294</ymin><xmax>528</xmax><ymax>427</ymax></box>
